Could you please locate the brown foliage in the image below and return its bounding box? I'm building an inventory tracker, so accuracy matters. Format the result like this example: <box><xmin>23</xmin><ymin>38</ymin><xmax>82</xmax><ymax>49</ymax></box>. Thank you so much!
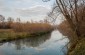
<box><xmin>46</xmin><ymin>0</ymin><xmax>85</xmax><ymax>37</ymax></box>
<box><xmin>0</xmin><ymin>21</ymin><xmax>53</xmax><ymax>34</ymax></box>
<box><xmin>11</xmin><ymin>22</ymin><xmax>53</xmax><ymax>33</ymax></box>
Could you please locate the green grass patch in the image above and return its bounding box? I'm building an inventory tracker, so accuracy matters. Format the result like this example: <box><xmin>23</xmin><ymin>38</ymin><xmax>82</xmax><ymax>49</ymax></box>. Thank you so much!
<box><xmin>0</xmin><ymin>30</ymin><xmax>52</xmax><ymax>42</ymax></box>
<box><xmin>69</xmin><ymin>38</ymin><xmax>85</xmax><ymax>55</ymax></box>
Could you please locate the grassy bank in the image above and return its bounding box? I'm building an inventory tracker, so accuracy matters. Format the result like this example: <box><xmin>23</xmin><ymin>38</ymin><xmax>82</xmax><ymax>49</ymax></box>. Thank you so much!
<box><xmin>0</xmin><ymin>29</ymin><xmax>52</xmax><ymax>43</ymax></box>
<box><xmin>0</xmin><ymin>15</ymin><xmax>54</xmax><ymax>42</ymax></box>
<box><xmin>68</xmin><ymin>38</ymin><xmax>85</xmax><ymax>55</ymax></box>
<box><xmin>0</xmin><ymin>22</ymin><xmax>53</xmax><ymax>42</ymax></box>
<box><xmin>57</xmin><ymin>20</ymin><xmax>85</xmax><ymax>55</ymax></box>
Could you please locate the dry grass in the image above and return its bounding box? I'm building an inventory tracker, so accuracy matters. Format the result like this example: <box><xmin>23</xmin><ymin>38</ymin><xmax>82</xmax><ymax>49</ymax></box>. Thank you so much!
<box><xmin>57</xmin><ymin>20</ymin><xmax>85</xmax><ymax>55</ymax></box>
<box><xmin>0</xmin><ymin>22</ymin><xmax>53</xmax><ymax>42</ymax></box>
<box><xmin>11</xmin><ymin>22</ymin><xmax>53</xmax><ymax>33</ymax></box>
<box><xmin>69</xmin><ymin>38</ymin><xmax>85</xmax><ymax>55</ymax></box>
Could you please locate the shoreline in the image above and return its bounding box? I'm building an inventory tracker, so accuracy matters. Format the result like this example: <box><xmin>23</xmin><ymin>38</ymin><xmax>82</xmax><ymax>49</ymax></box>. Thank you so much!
<box><xmin>0</xmin><ymin>30</ymin><xmax>52</xmax><ymax>43</ymax></box>
<box><xmin>57</xmin><ymin>20</ymin><xmax>85</xmax><ymax>55</ymax></box>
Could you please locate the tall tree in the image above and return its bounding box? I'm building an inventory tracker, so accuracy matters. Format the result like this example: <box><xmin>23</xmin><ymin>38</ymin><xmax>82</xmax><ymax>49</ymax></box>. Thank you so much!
<box><xmin>7</xmin><ymin>17</ymin><xmax>14</xmax><ymax>23</ymax></box>
<box><xmin>0</xmin><ymin>15</ymin><xmax>5</xmax><ymax>28</ymax></box>
<box><xmin>7</xmin><ymin>17</ymin><xmax>14</xmax><ymax>28</ymax></box>
<box><xmin>0</xmin><ymin>15</ymin><xmax>5</xmax><ymax>23</ymax></box>
<box><xmin>16</xmin><ymin>18</ymin><xmax>21</xmax><ymax>23</ymax></box>
<box><xmin>43</xmin><ymin>0</ymin><xmax>85</xmax><ymax>37</ymax></box>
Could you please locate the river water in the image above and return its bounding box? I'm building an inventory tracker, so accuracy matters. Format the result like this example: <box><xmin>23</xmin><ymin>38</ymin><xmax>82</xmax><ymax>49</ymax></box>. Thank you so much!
<box><xmin>0</xmin><ymin>30</ymin><xmax>69</xmax><ymax>55</ymax></box>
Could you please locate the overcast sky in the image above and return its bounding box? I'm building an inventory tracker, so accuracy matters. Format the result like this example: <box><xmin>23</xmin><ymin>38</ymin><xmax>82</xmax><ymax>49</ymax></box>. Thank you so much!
<box><xmin>0</xmin><ymin>0</ymin><xmax>55</xmax><ymax>21</ymax></box>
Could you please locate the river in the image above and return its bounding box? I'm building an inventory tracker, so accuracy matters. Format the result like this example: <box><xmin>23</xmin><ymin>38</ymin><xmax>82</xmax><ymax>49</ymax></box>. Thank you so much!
<box><xmin>0</xmin><ymin>30</ymin><xmax>69</xmax><ymax>55</ymax></box>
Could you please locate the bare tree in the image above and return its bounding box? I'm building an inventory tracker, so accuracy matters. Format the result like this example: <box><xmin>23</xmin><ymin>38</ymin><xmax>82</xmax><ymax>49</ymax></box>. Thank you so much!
<box><xmin>0</xmin><ymin>15</ymin><xmax>5</xmax><ymax>28</ymax></box>
<box><xmin>0</xmin><ymin>15</ymin><xmax>5</xmax><ymax>23</ymax></box>
<box><xmin>43</xmin><ymin>0</ymin><xmax>85</xmax><ymax>38</ymax></box>
<box><xmin>16</xmin><ymin>18</ymin><xmax>21</xmax><ymax>23</ymax></box>
<box><xmin>7</xmin><ymin>17</ymin><xmax>14</xmax><ymax>23</ymax></box>
<box><xmin>7</xmin><ymin>17</ymin><xmax>14</xmax><ymax>28</ymax></box>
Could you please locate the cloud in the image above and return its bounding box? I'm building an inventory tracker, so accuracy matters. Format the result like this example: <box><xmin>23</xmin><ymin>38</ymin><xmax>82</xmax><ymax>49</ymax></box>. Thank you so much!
<box><xmin>0</xmin><ymin>0</ymin><xmax>54</xmax><ymax>21</ymax></box>
<box><xmin>16</xmin><ymin>5</ymin><xmax>51</xmax><ymax>17</ymax></box>
<box><xmin>0</xmin><ymin>0</ymin><xmax>11</xmax><ymax>12</ymax></box>
<box><xmin>0</xmin><ymin>0</ymin><xmax>4</xmax><ymax>8</ymax></box>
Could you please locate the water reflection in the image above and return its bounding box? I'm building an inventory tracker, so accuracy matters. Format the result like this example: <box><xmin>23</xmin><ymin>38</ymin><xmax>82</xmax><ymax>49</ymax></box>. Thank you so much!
<box><xmin>9</xmin><ymin>33</ymin><xmax>51</xmax><ymax>50</ymax></box>
<box><xmin>0</xmin><ymin>30</ymin><xmax>69</xmax><ymax>55</ymax></box>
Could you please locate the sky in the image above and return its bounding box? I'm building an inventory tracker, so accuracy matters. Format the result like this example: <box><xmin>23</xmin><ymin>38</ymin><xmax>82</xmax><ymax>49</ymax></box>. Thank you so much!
<box><xmin>0</xmin><ymin>0</ymin><xmax>55</xmax><ymax>22</ymax></box>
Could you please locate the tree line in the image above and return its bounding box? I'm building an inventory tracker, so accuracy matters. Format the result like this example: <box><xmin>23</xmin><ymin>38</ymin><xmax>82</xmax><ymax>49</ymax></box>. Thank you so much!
<box><xmin>0</xmin><ymin>15</ymin><xmax>53</xmax><ymax>33</ymax></box>
<box><xmin>43</xmin><ymin>0</ymin><xmax>85</xmax><ymax>38</ymax></box>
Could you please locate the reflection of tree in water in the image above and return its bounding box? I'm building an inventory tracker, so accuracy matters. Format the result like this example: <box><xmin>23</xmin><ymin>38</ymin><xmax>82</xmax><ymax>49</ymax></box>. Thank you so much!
<box><xmin>57</xmin><ymin>21</ymin><xmax>78</xmax><ymax>48</ymax></box>
<box><xmin>15</xmin><ymin>41</ymin><xmax>22</xmax><ymax>50</ymax></box>
<box><xmin>11</xmin><ymin>33</ymin><xmax>51</xmax><ymax>50</ymax></box>
<box><xmin>0</xmin><ymin>43</ymin><xmax>4</xmax><ymax>46</ymax></box>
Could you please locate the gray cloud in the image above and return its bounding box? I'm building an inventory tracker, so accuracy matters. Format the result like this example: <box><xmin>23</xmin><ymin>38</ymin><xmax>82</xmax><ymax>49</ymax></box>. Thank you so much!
<box><xmin>0</xmin><ymin>0</ymin><xmax>11</xmax><ymax>12</ymax></box>
<box><xmin>0</xmin><ymin>0</ymin><xmax>53</xmax><ymax>21</ymax></box>
<box><xmin>16</xmin><ymin>6</ymin><xmax>51</xmax><ymax>17</ymax></box>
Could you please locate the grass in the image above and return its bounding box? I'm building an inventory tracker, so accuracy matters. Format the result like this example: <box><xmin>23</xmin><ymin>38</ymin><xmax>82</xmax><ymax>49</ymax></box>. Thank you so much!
<box><xmin>0</xmin><ymin>21</ymin><xmax>53</xmax><ymax>42</ymax></box>
<box><xmin>0</xmin><ymin>32</ymin><xmax>28</xmax><ymax>42</ymax></box>
<box><xmin>11</xmin><ymin>22</ymin><xmax>53</xmax><ymax>33</ymax></box>
<box><xmin>68</xmin><ymin>38</ymin><xmax>85</xmax><ymax>55</ymax></box>
<box><xmin>0</xmin><ymin>29</ymin><xmax>52</xmax><ymax>42</ymax></box>
<box><xmin>57</xmin><ymin>20</ymin><xmax>85</xmax><ymax>55</ymax></box>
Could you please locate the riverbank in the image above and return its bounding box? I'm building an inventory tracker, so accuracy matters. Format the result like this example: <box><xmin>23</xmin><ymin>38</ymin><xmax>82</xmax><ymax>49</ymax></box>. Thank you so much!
<box><xmin>0</xmin><ymin>21</ymin><xmax>54</xmax><ymax>42</ymax></box>
<box><xmin>57</xmin><ymin>20</ymin><xmax>85</xmax><ymax>55</ymax></box>
<box><xmin>0</xmin><ymin>29</ymin><xmax>52</xmax><ymax>43</ymax></box>
<box><xmin>68</xmin><ymin>38</ymin><xmax>85</xmax><ymax>55</ymax></box>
